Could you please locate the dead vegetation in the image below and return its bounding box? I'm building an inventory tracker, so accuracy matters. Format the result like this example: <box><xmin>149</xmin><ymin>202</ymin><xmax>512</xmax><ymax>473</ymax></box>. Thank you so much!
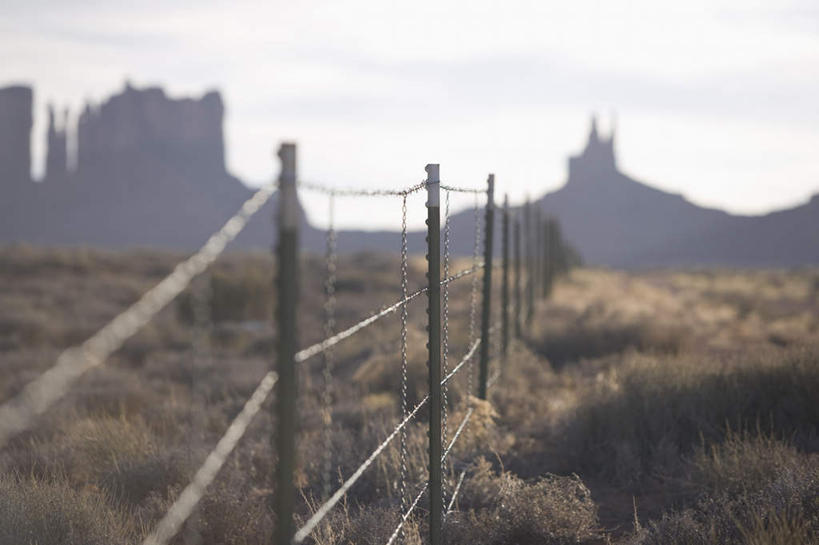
<box><xmin>0</xmin><ymin>246</ymin><xmax>817</xmax><ymax>544</ymax></box>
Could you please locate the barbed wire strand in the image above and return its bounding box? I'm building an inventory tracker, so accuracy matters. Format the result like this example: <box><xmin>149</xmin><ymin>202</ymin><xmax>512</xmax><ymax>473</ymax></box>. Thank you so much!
<box><xmin>321</xmin><ymin>194</ymin><xmax>338</xmax><ymax>501</ymax></box>
<box><xmin>446</xmin><ymin>470</ymin><xmax>467</xmax><ymax>514</ymax></box>
<box><xmin>298</xmin><ymin>180</ymin><xmax>426</xmax><ymax>197</ymax></box>
<box><xmin>292</xmin><ymin>261</ymin><xmax>478</xmax><ymax>368</ymax></box>
<box><xmin>142</xmin><ymin>371</ymin><xmax>278</xmax><ymax>545</ymax></box>
<box><xmin>444</xmin><ymin>339</ymin><xmax>504</xmax><ymax>518</ymax></box>
<box><xmin>293</xmin><ymin>393</ymin><xmax>430</xmax><ymax>543</ymax></box>
<box><xmin>293</xmin><ymin>338</ymin><xmax>480</xmax><ymax>543</ymax></box>
<box><xmin>441</xmin><ymin>407</ymin><xmax>474</xmax><ymax>465</ymax></box>
<box><xmin>384</xmin><ymin>482</ymin><xmax>429</xmax><ymax>545</ymax></box>
<box><xmin>440</xmin><ymin>184</ymin><xmax>485</xmax><ymax>194</ymax></box>
<box><xmin>0</xmin><ymin>184</ymin><xmax>275</xmax><ymax>449</ymax></box>
<box><xmin>441</xmin><ymin>339</ymin><xmax>480</xmax><ymax>387</ymax></box>
<box><xmin>399</xmin><ymin>194</ymin><xmax>410</xmax><ymax>541</ymax></box>
<box><xmin>294</xmin><ymin>287</ymin><xmax>426</xmax><ymax>363</ymax></box>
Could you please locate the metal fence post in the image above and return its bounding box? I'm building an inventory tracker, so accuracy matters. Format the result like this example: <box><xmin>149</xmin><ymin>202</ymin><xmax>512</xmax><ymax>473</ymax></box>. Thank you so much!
<box><xmin>274</xmin><ymin>142</ymin><xmax>299</xmax><ymax>545</ymax></box>
<box><xmin>478</xmin><ymin>174</ymin><xmax>495</xmax><ymax>400</ymax></box>
<box><xmin>425</xmin><ymin>164</ymin><xmax>443</xmax><ymax>545</ymax></box>
<box><xmin>501</xmin><ymin>194</ymin><xmax>510</xmax><ymax>362</ymax></box>
<box><xmin>535</xmin><ymin>208</ymin><xmax>543</xmax><ymax>300</ymax></box>
<box><xmin>513</xmin><ymin>214</ymin><xmax>521</xmax><ymax>338</ymax></box>
<box><xmin>524</xmin><ymin>198</ymin><xmax>534</xmax><ymax>325</ymax></box>
<box><xmin>543</xmin><ymin>218</ymin><xmax>552</xmax><ymax>298</ymax></box>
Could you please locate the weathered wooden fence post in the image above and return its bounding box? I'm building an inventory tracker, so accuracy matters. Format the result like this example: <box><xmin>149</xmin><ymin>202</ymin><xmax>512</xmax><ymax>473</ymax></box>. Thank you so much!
<box><xmin>501</xmin><ymin>194</ymin><xmax>510</xmax><ymax>363</ymax></box>
<box><xmin>425</xmin><ymin>164</ymin><xmax>443</xmax><ymax>545</ymax></box>
<box><xmin>274</xmin><ymin>143</ymin><xmax>299</xmax><ymax>545</ymax></box>
<box><xmin>478</xmin><ymin>174</ymin><xmax>495</xmax><ymax>400</ymax></box>
<box><xmin>513</xmin><ymin>214</ymin><xmax>522</xmax><ymax>338</ymax></box>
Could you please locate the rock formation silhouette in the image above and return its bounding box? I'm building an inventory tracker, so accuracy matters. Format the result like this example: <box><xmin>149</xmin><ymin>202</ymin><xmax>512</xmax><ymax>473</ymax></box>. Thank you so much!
<box><xmin>0</xmin><ymin>82</ymin><xmax>317</xmax><ymax>248</ymax></box>
<box><xmin>0</xmin><ymin>83</ymin><xmax>817</xmax><ymax>267</ymax></box>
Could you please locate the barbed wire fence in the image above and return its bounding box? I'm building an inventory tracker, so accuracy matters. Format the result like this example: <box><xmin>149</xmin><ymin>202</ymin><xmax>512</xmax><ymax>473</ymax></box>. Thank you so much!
<box><xmin>0</xmin><ymin>141</ymin><xmax>574</xmax><ymax>545</ymax></box>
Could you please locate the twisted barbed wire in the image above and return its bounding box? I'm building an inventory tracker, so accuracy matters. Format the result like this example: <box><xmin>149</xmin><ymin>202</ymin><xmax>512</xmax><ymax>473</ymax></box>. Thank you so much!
<box><xmin>298</xmin><ymin>180</ymin><xmax>425</xmax><ymax>197</ymax></box>
<box><xmin>293</xmin><ymin>393</ymin><xmax>430</xmax><ymax>543</ymax></box>
<box><xmin>440</xmin><ymin>184</ymin><xmax>485</xmax><ymax>194</ymax></box>
<box><xmin>293</xmin><ymin>337</ymin><xmax>480</xmax><ymax>543</ymax></box>
<box><xmin>441</xmin><ymin>407</ymin><xmax>474</xmax><ymax>465</ymax></box>
<box><xmin>0</xmin><ymin>184</ymin><xmax>275</xmax><ymax>449</ymax></box>
<box><xmin>321</xmin><ymin>194</ymin><xmax>338</xmax><ymax>501</ymax></box>
<box><xmin>384</xmin><ymin>482</ymin><xmax>429</xmax><ymax>545</ymax></box>
<box><xmin>294</xmin><ymin>287</ymin><xmax>426</xmax><ymax>363</ymax></box>
<box><xmin>446</xmin><ymin>470</ymin><xmax>467</xmax><ymax>514</ymax></box>
<box><xmin>142</xmin><ymin>371</ymin><xmax>278</xmax><ymax>545</ymax></box>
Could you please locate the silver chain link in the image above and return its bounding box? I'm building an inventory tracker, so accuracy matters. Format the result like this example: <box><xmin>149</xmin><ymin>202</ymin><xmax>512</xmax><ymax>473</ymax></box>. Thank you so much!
<box><xmin>467</xmin><ymin>193</ymin><xmax>482</xmax><ymax>399</ymax></box>
<box><xmin>184</xmin><ymin>275</ymin><xmax>211</xmax><ymax>545</ymax></box>
<box><xmin>398</xmin><ymin>194</ymin><xmax>410</xmax><ymax>536</ymax></box>
<box><xmin>321</xmin><ymin>194</ymin><xmax>338</xmax><ymax>501</ymax></box>
<box><xmin>441</xmin><ymin>189</ymin><xmax>451</xmax><ymax>519</ymax></box>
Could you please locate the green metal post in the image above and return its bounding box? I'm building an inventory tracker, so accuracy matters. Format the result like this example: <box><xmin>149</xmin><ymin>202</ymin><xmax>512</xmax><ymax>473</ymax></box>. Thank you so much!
<box><xmin>425</xmin><ymin>164</ymin><xmax>443</xmax><ymax>545</ymax></box>
<box><xmin>513</xmin><ymin>214</ymin><xmax>521</xmax><ymax>338</ymax></box>
<box><xmin>524</xmin><ymin>198</ymin><xmax>534</xmax><ymax>325</ymax></box>
<box><xmin>274</xmin><ymin>143</ymin><xmax>299</xmax><ymax>545</ymax></box>
<box><xmin>478</xmin><ymin>174</ymin><xmax>495</xmax><ymax>400</ymax></box>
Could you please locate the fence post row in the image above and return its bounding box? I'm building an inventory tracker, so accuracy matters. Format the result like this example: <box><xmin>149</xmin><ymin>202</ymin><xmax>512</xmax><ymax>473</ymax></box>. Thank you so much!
<box><xmin>501</xmin><ymin>194</ymin><xmax>510</xmax><ymax>362</ymax></box>
<box><xmin>274</xmin><ymin>143</ymin><xmax>299</xmax><ymax>545</ymax></box>
<box><xmin>478</xmin><ymin>174</ymin><xmax>495</xmax><ymax>400</ymax></box>
<box><xmin>425</xmin><ymin>164</ymin><xmax>443</xmax><ymax>545</ymax></box>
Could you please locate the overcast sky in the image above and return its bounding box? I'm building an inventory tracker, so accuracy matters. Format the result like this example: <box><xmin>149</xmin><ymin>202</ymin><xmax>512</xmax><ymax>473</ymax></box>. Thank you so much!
<box><xmin>3</xmin><ymin>0</ymin><xmax>818</xmax><ymax>229</ymax></box>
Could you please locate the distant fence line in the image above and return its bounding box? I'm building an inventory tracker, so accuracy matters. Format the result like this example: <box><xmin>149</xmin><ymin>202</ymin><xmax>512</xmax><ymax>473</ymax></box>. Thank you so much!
<box><xmin>0</xmin><ymin>141</ymin><xmax>573</xmax><ymax>545</ymax></box>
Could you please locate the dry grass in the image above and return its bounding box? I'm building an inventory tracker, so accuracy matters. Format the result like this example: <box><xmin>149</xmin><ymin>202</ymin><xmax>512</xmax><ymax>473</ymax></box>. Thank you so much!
<box><xmin>0</xmin><ymin>246</ymin><xmax>817</xmax><ymax>544</ymax></box>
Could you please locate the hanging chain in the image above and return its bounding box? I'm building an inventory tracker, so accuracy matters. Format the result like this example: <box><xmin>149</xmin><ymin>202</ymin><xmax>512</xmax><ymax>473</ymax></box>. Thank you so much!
<box><xmin>398</xmin><ymin>194</ymin><xmax>410</xmax><ymax>532</ymax></box>
<box><xmin>467</xmin><ymin>193</ymin><xmax>482</xmax><ymax>399</ymax></box>
<box><xmin>321</xmin><ymin>194</ymin><xmax>338</xmax><ymax>501</ymax></box>
<box><xmin>184</xmin><ymin>275</ymin><xmax>211</xmax><ymax>545</ymax></box>
<box><xmin>441</xmin><ymin>189</ymin><xmax>452</xmax><ymax>518</ymax></box>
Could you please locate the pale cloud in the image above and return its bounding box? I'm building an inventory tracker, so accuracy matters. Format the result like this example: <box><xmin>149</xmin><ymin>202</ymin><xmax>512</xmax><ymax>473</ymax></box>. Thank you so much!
<box><xmin>1</xmin><ymin>0</ymin><xmax>818</xmax><ymax>229</ymax></box>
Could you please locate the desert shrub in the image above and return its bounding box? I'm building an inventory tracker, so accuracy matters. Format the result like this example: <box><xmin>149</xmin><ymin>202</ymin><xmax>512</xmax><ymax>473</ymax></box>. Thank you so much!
<box><xmin>564</xmin><ymin>346</ymin><xmax>819</xmax><ymax>484</ymax></box>
<box><xmin>689</xmin><ymin>431</ymin><xmax>812</xmax><ymax>497</ymax></box>
<box><xmin>636</xmin><ymin>462</ymin><xmax>818</xmax><ymax>544</ymax></box>
<box><xmin>0</xmin><ymin>473</ymin><xmax>135</xmax><ymax>545</ymax></box>
<box><xmin>533</xmin><ymin>321</ymin><xmax>687</xmax><ymax>367</ymax></box>
<box><xmin>209</xmin><ymin>268</ymin><xmax>272</xmax><ymax>323</ymax></box>
<box><xmin>445</xmin><ymin>458</ymin><xmax>600</xmax><ymax>545</ymax></box>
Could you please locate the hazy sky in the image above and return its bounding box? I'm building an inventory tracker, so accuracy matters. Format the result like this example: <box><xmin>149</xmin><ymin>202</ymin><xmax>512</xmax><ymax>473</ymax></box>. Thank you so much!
<box><xmin>3</xmin><ymin>0</ymin><xmax>818</xmax><ymax>229</ymax></box>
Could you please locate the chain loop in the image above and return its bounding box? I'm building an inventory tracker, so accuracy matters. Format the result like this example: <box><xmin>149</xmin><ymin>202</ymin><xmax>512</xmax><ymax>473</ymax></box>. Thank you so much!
<box><xmin>441</xmin><ymin>189</ymin><xmax>451</xmax><ymax>518</ymax></box>
<box><xmin>398</xmin><ymin>193</ymin><xmax>410</xmax><ymax>533</ymax></box>
<box><xmin>321</xmin><ymin>194</ymin><xmax>338</xmax><ymax>501</ymax></box>
<box><xmin>467</xmin><ymin>192</ymin><xmax>482</xmax><ymax>399</ymax></box>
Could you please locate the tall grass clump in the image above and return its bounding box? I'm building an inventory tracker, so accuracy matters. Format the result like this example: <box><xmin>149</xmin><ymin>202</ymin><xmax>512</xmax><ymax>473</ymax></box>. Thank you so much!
<box><xmin>564</xmin><ymin>345</ymin><xmax>819</xmax><ymax>484</ymax></box>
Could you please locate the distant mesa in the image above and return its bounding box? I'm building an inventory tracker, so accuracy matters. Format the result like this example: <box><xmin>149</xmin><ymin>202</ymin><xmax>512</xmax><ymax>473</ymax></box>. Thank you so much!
<box><xmin>0</xmin><ymin>82</ymin><xmax>314</xmax><ymax>248</ymax></box>
<box><xmin>0</xmin><ymin>85</ymin><xmax>33</xmax><ymax>189</ymax></box>
<box><xmin>0</xmin><ymin>82</ymin><xmax>817</xmax><ymax>267</ymax></box>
